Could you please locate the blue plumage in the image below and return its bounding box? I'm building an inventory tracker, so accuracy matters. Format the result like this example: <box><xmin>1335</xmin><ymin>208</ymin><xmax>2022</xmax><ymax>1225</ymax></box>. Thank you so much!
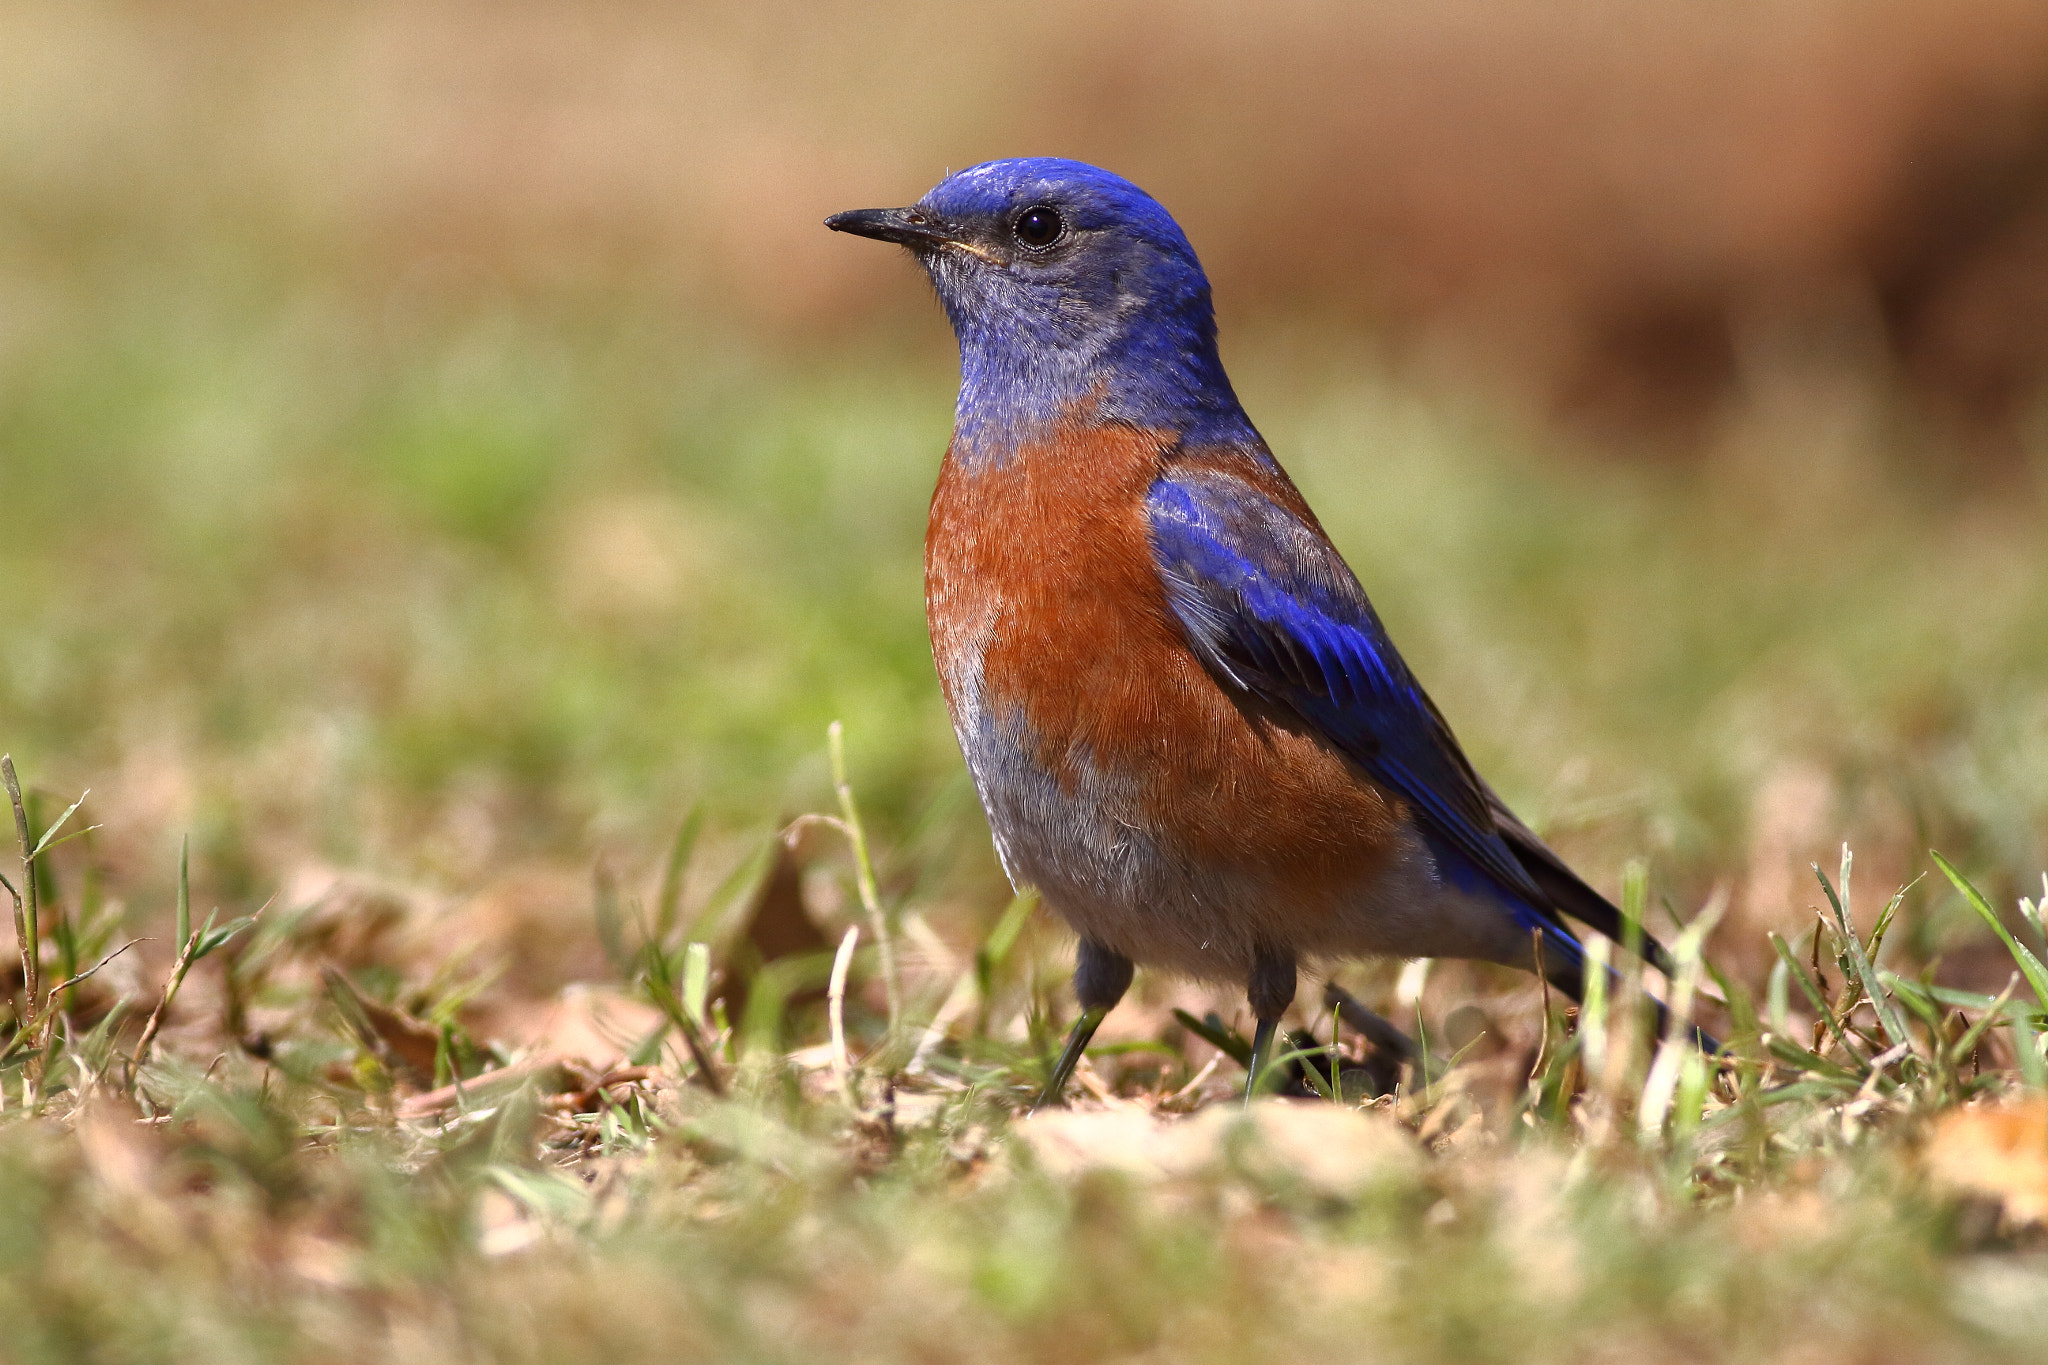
<box><xmin>912</xmin><ymin>160</ymin><xmax>1258</xmax><ymax>457</ymax></box>
<box><xmin>1147</xmin><ymin>468</ymin><xmax>1571</xmax><ymax>954</ymax></box>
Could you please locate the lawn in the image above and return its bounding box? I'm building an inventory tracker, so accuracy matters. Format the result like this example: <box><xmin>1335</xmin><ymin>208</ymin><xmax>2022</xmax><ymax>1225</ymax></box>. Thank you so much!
<box><xmin>4</xmin><ymin>6</ymin><xmax>2048</xmax><ymax>1361</ymax></box>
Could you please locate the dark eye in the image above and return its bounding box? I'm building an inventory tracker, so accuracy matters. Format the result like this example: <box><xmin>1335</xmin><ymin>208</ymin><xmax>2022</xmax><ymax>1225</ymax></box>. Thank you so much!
<box><xmin>1013</xmin><ymin>205</ymin><xmax>1064</xmax><ymax>249</ymax></box>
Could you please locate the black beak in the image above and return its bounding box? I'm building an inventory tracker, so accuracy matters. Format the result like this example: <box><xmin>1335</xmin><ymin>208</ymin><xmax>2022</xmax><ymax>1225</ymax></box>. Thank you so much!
<box><xmin>824</xmin><ymin>206</ymin><xmax>953</xmax><ymax>248</ymax></box>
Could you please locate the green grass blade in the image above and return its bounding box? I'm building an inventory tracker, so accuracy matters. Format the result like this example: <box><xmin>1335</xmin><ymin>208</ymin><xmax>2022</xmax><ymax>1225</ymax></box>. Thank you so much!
<box><xmin>1814</xmin><ymin>853</ymin><xmax>1913</xmax><ymax>1052</ymax></box>
<box><xmin>980</xmin><ymin>891</ymin><xmax>1037</xmax><ymax>970</ymax></box>
<box><xmin>1620</xmin><ymin>859</ymin><xmax>1648</xmax><ymax>964</ymax></box>
<box><xmin>1879</xmin><ymin>971</ymin><xmax>1946</xmax><ymax>1034</ymax></box>
<box><xmin>1704</xmin><ymin>955</ymin><xmax>1761</xmax><ymax>1049</ymax></box>
<box><xmin>1934</xmin><ymin>850</ymin><xmax>2048</xmax><ymax>1009</ymax></box>
<box><xmin>1884</xmin><ymin>973</ymin><xmax>2000</xmax><ymax>1013</ymax></box>
<box><xmin>681</xmin><ymin>942</ymin><xmax>711</xmax><ymax>1031</ymax></box>
<box><xmin>974</xmin><ymin>891</ymin><xmax>1038</xmax><ymax>1022</ymax></box>
<box><xmin>1867</xmin><ymin>877</ymin><xmax>1920</xmax><ymax>962</ymax></box>
<box><xmin>654</xmin><ymin>807</ymin><xmax>705</xmax><ymax>945</ymax></box>
<box><xmin>1765</xmin><ymin>955</ymin><xmax>1790</xmax><ymax>1036</ymax></box>
<box><xmin>175</xmin><ymin>835</ymin><xmax>191</xmax><ymax>951</ymax></box>
<box><xmin>1580</xmin><ymin>934</ymin><xmax>1610</xmax><ymax>1075</ymax></box>
<box><xmin>1173</xmin><ymin>1009</ymin><xmax>1251</xmax><ymax>1067</ymax></box>
<box><xmin>592</xmin><ymin>863</ymin><xmax>628</xmax><ymax>976</ymax></box>
<box><xmin>1948</xmin><ymin>976</ymin><xmax>2019</xmax><ymax>1069</ymax></box>
<box><xmin>1769</xmin><ymin>930</ymin><xmax>1860</xmax><ymax>1057</ymax></box>
<box><xmin>26</xmin><ymin>791</ymin><xmax>88</xmax><ymax>859</ymax></box>
<box><xmin>1697</xmin><ymin>1078</ymin><xmax>1855</xmax><ymax>1131</ymax></box>
<box><xmin>1267</xmin><ymin>1040</ymin><xmax>1335</xmax><ymax>1099</ymax></box>
<box><xmin>1763</xmin><ymin>1035</ymin><xmax>1863</xmax><ymax>1085</ymax></box>
<box><xmin>2011</xmin><ymin>1013</ymin><xmax>2047</xmax><ymax>1089</ymax></box>
<box><xmin>193</xmin><ymin>915</ymin><xmax>256</xmax><ymax>962</ymax></box>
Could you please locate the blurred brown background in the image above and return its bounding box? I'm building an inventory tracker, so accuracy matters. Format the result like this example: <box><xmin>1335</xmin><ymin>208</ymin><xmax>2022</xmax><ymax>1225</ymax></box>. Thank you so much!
<box><xmin>12</xmin><ymin>0</ymin><xmax>2047</xmax><ymax>456</ymax></box>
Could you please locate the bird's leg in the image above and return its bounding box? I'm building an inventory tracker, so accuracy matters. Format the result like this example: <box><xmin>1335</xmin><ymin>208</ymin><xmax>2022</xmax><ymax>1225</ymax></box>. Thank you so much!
<box><xmin>1243</xmin><ymin>948</ymin><xmax>1298</xmax><ymax>1103</ymax></box>
<box><xmin>1032</xmin><ymin>939</ymin><xmax>1133</xmax><ymax>1111</ymax></box>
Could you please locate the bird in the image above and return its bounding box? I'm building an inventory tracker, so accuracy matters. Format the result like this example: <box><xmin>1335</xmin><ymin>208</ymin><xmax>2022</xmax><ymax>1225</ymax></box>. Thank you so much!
<box><xmin>826</xmin><ymin>158</ymin><xmax>1710</xmax><ymax>1106</ymax></box>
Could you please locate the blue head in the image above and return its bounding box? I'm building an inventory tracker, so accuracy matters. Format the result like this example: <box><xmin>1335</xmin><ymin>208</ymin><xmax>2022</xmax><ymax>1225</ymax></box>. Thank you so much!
<box><xmin>827</xmin><ymin>159</ymin><xmax>1255</xmax><ymax>455</ymax></box>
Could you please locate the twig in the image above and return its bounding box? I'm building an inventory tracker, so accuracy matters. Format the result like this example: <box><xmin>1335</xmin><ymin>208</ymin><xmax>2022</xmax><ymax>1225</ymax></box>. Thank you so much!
<box><xmin>46</xmin><ymin>938</ymin><xmax>144</xmax><ymax>1001</ymax></box>
<box><xmin>130</xmin><ymin>933</ymin><xmax>201</xmax><ymax>1067</ymax></box>
<box><xmin>129</xmin><ymin>866</ymin><xmax>263</xmax><ymax>1069</ymax></box>
<box><xmin>396</xmin><ymin>1055</ymin><xmax>572</xmax><ymax>1120</ymax></box>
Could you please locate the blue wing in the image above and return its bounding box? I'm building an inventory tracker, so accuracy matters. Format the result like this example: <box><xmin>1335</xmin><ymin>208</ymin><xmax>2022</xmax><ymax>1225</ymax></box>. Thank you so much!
<box><xmin>1146</xmin><ymin>464</ymin><xmax>1568</xmax><ymax>949</ymax></box>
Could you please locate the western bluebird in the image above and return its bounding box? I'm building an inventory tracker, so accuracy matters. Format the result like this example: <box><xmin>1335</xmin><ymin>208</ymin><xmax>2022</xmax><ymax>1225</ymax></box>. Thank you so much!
<box><xmin>827</xmin><ymin>159</ymin><xmax>1708</xmax><ymax>1105</ymax></box>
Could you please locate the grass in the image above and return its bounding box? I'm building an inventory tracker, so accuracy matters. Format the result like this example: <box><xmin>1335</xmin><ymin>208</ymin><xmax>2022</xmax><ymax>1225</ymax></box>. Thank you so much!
<box><xmin>1</xmin><ymin>740</ymin><xmax>2048</xmax><ymax>1364</ymax></box>
<box><xmin>5</xmin><ymin>65</ymin><xmax>2048</xmax><ymax>1359</ymax></box>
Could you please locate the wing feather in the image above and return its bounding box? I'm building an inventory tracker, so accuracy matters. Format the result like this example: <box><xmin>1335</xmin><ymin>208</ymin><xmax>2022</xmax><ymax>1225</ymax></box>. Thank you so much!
<box><xmin>1150</xmin><ymin>467</ymin><xmax>1599</xmax><ymax>936</ymax></box>
<box><xmin>1147</xmin><ymin>463</ymin><xmax>1710</xmax><ymax>1031</ymax></box>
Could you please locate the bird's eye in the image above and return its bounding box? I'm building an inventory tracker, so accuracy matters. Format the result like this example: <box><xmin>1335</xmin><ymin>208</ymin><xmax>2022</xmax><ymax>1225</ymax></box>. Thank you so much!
<box><xmin>1013</xmin><ymin>206</ymin><xmax>1064</xmax><ymax>249</ymax></box>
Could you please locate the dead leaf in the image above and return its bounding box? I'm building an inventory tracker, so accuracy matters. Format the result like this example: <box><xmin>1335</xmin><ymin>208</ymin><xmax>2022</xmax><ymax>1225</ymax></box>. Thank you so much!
<box><xmin>721</xmin><ymin>833</ymin><xmax>831</xmax><ymax>1022</ymax></box>
<box><xmin>322</xmin><ymin>965</ymin><xmax>441</xmax><ymax>1085</ymax></box>
<box><xmin>273</xmin><ymin>868</ymin><xmax>418</xmax><ymax>972</ymax></box>
<box><xmin>1926</xmin><ymin>1098</ymin><xmax>2048</xmax><ymax>1226</ymax></box>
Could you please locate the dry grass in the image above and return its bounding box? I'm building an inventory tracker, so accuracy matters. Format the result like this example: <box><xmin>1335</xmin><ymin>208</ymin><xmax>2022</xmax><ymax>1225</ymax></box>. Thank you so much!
<box><xmin>2</xmin><ymin>743</ymin><xmax>2048</xmax><ymax>1363</ymax></box>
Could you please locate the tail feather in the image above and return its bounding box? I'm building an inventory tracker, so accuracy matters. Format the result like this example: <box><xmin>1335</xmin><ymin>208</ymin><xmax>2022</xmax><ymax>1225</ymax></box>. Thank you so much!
<box><xmin>1484</xmin><ymin>788</ymin><xmax>1683</xmax><ymax>979</ymax></box>
<box><xmin>1483</xmin><ymin>788</ymin><xmax>1720</xmax><ymax>1053</ymax></box>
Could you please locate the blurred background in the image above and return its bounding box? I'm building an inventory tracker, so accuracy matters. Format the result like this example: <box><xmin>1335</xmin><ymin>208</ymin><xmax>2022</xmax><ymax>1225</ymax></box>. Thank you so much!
<box><xmin>3</xmin><ymin>0</ymin><xmax>2047</xmax><ymax>1026</ymax></box>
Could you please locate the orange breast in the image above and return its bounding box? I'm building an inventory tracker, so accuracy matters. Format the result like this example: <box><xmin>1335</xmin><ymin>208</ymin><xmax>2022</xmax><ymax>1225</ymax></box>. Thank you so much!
<box><xmin>924</xmin><ymin>418</ymin><xmax>1410</xmax><ymax>921</ymax></box>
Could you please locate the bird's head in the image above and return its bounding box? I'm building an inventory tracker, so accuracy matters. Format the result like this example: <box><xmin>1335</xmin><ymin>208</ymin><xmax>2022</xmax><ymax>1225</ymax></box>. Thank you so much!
<box><xmin>827</xmin><ymin>158</ymin><xmax>1250</xmax><ymax>451</ymax></box>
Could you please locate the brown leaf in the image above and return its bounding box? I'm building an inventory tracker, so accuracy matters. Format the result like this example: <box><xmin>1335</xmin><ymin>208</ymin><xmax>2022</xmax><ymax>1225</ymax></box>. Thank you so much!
<box><xmin>322</xmin><ymin>965</ymin><xmax>442</xmax><ymax>1085</ymax></box>
<box><xmin>742</xmin><ymin>835</ymin><xmax>832</xmax><ymax>963</ymax></box>
<box><xmin>721</xmin><ymin>833</ymin><xmax>831</xmax><ymax>1022</ymax></box>
<box><xmin>1926</xmin><ymin>1098</ymin><xmax>2048</xmax><ymax>1226</ymax></box>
